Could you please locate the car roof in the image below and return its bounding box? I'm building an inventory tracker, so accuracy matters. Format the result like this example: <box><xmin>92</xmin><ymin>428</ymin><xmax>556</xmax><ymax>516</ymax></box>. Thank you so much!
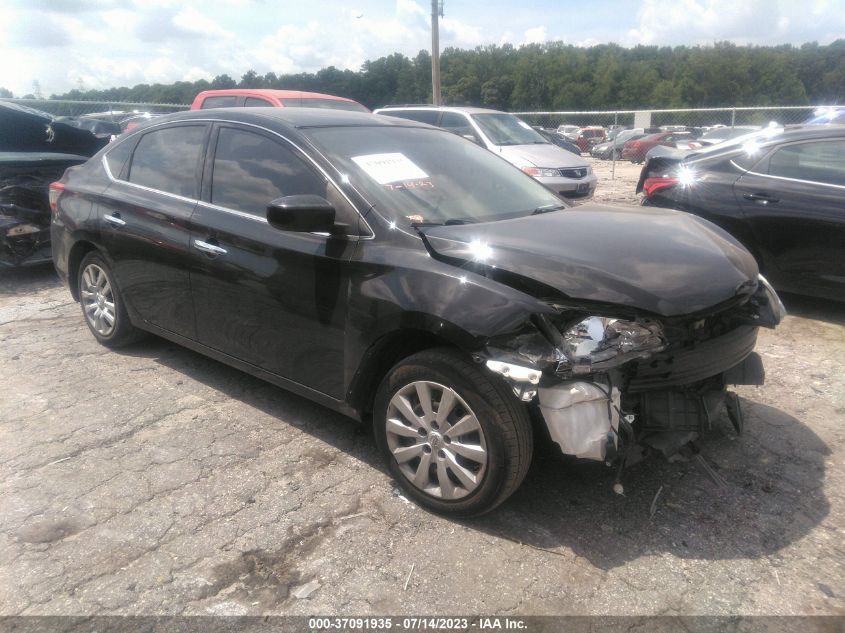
<box><xmin>194</xmin><ymin>89</ymin><xmax>359</xmax><ymax>103</ymax></box>
<box><xmin>375</xmin><ymin>105</ymin><xmax>509</xmax><ymax>115</ymax></box>
<box><xmin>131</xmin><ymin>107</ymin><xmax>432</xmax><ymax>131</ymax></box>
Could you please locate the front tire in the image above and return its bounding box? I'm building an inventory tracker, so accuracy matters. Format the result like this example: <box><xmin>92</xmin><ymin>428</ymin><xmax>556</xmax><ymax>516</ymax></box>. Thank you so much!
<box><xmin>373</xmin><ymin>348</ymin><xmax>533</xmax><ymax>517</ymax></box>
<box><xmin>77</xmin><ymin>252</ymin><xmax>143</xmax><ymax>348</ymax></box>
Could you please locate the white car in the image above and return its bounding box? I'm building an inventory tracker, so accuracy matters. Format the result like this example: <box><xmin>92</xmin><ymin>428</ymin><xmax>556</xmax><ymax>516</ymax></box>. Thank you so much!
<box><xmin>375</xmin><ymin>106</ymin><xmax>597</xmax><ymax>202</ymax></box>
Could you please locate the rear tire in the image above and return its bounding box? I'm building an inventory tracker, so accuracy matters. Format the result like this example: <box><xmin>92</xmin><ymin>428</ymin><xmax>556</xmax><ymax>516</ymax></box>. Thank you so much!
<box><xmin>373</xmin><ymin>348</ymin><xmax>533</xmax><ymax>517</ymax></box>
<box><xmin>77</xmin><ymin>252</ymin><xmax>144</xmax><ymax>348</ymax></box>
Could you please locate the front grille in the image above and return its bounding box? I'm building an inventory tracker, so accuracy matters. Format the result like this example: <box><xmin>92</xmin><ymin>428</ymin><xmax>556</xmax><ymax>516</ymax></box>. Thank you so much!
<box><xmin>558</xmin><ymin>168</ymin><xmax>588</xmax><ymax>179</ymax></box>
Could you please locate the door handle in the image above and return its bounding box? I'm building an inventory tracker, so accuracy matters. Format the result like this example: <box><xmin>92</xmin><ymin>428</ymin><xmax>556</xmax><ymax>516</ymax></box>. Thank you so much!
<box><xmin>743</xmin><ymin>193</ymin><xmax>779</xmax><ymax>205</ymax></box>
<box><xmin>104</xmin><ymin>214</ymin><xmax>126</xmax><ymax>226</ymax></box>
<box><xmin>193</xmin><ymin>239</ymin><xmax>227</xmax><ymax>256</ymax></box>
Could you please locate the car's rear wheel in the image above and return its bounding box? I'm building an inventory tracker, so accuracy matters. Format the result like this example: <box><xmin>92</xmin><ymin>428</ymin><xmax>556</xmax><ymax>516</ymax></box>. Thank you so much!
<box><xmin>373</xmin><ymin>348</ymin><xmax>533</xmax><ymax>517</ymax></box>
<box><xmin>78</xmin><ymin>252</ymin><xmax>143</xmax><ymax>347</ymax></box>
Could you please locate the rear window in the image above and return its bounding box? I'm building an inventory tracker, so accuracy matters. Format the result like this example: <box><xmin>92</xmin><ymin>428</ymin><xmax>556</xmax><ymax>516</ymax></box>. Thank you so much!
<box><xmin>200</xmin><ymin>96</ymin><xmax>237</xmax><ymax>109</ymax></box>
<box><xmin>244</xmin><ymin>97</ymin><xmax>273</xmax><ymax>107</ymax></box>
<box><xmin>280</xmin><ymin>98</ymin><xmax>369</xmax><ymax>113</ymax></box>
<box><xmin>105</xmin><ymin>138</ymin><xmax>134</xmax><ymax>178</ymax></box>
<box><xmin>128</xmin><ymin>125</ymin><xmax>206</xmax><ymax>197</ymax></box>
<box><xmin>768</xmin><ymin>140</ymin><xmax>845</xmax><ymax>186</ymax></box>
<box><xmin>379</xmin><ymin>110</ymin><xmax>440</xmax><ymax>125</ymax></box>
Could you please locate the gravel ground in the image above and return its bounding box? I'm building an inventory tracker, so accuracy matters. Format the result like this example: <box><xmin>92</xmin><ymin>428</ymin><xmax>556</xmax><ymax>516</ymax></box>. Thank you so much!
<box><xmin>1</xmin><ymin>158</ymin><xmax>843</xmax><ymax>617</ymax></box>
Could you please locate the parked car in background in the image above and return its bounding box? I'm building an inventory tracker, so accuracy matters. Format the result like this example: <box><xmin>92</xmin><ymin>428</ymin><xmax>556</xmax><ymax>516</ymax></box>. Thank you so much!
<box><xmin>534</xmin><ymin>127</ymin><xmax>582</xmax><ymax>155</ymax></box>
<box><xmin>0</xmin><ymin>102</ymin><xmax>110</xmax><ymax>267</ymax></box>
<box><xmin>556</xmin><ymin>124</ymin><xmax>580</xmax><ymax>139</ymax></box>
<box><xmin>77</xmin><ymin>110</ymin><xmax>163</xmax><ymax>135</ymax></box>
<box><xmin>622</xmin><ymin>131</ymin><xmax>699</xmax><ymax>163</ymax></box>
<box><xmin>590</xmin><ymin>128</ymin><xmax>656</xmax><ymax>160</ymax></box>
<box><xmin>804</xmin><ymin>107</ymin><xmax>845</xmax><ymax>125</ymax></box>
<box><xmin>375</xmin><ymin>105</ymin><xmax>597</xmax><ymax>201</ymax></box>
<box><xmin>574</xmin><ymin>127</ymin><xmax>607</xmax><ymax>153</ymax></box>
<box><xmin>190</xmin><ymin>89</ymin><xmax>369</xmax><ymax>112</ymax></box>
<box><xmin>697</xmin><ymin>126</ymin><xmax>760</xmax><ymax>146</ymax></box>
<box><xmin>637</xmin><ymin>124</ymin><xmax>845</xmax><ymax>301</ymax></box>
<box><xmin>605</xmin><ymin>124</ymin><xmax>626</xmax><ymax>140</ymax></box>
<box><xmin>52</xmin><ymin>107</ymin><xmax>782</xmax><ymax>516</ymax></box>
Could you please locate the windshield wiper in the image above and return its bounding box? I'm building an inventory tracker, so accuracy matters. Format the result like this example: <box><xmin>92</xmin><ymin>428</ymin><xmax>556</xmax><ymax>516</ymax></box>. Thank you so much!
<box><xmin>531</xmin><ymin>204</ymin><xmax>567</xmax><ymax>215</ymax></box>
<box><xmin>411</xmin><ymin>218</ymin><xmax>475</xmax><ymax>228</ymax></box>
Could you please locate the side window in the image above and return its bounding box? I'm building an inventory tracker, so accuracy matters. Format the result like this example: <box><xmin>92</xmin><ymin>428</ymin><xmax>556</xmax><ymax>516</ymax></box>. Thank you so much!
<box><xmin>379</xmin><ymin>110</ymin><xmax>439</xmax><ymax>125</ymax></box>
<box><xmin>105</xmin><ymin>137</ymin><xmax>134</xmax><ymax>179</ymax></box>
<box><xmin>128</xmin><ymin>125</ymin><xmax>206</xmax><ymax>197</ymax></box>
<box><xmin>210</xmin><ymin>127</ymin><xmax>324</xmax><ymax>216</ymax></box>
<box><xmin>439</xmin><ymin>112</ymin><xmax>479</xmax><ymax>142</ymax></box>
<box><xmin>200</xmin><ymin>96</ymin><xmax>237</xmax><ymax>109</ymax></box>
<box><xmin>244</xmin><ymin>97</ymin><xmax>273</xmax><ymax>107</ymax></box>
<box><xmin>768</xmin><ymin>141</ymin><xmax>845</xmax><ymax>186</ymax></box>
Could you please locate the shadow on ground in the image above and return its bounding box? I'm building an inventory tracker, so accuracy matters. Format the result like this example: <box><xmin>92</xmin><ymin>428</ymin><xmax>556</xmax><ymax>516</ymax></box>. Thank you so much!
<box><xmin>781</xmin><ymin>292</ymin><xmax>845</xmax><ymax>326</ymax></box>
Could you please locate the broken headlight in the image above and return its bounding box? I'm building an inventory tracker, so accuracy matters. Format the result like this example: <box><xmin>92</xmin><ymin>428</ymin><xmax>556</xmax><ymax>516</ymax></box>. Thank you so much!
<box><xmin>559</xmin><ymin>316</ymin><xmax>666</xmax><ymax>374</ymax></box>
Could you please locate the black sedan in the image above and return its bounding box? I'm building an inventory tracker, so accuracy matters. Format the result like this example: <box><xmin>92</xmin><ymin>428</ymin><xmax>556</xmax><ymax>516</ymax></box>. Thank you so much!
<box><xmin>638</xmin><ymin>125</ymin><xmax>845</xmax><ymax>302</ymax></box>
<box><xmin>52</xmin><ymin>108</ymin><xmax>783</xmax><ymax>515</ymax></box>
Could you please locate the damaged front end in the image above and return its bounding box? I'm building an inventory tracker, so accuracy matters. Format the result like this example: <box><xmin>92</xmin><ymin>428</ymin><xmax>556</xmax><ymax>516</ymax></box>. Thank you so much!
<box><xmin>482</xmin><ymin>275</ymin><xmax>784</xmax><ymax>465</ymax></box>
<box><xmin>0</xmin><ymin>101</ymin><xmax>109</xmax><ymax>267</ymax></box>
<box><xmin>0</xmin><ymin>153</ymin><xmax>87</xmax><ymax>267</ymax></box>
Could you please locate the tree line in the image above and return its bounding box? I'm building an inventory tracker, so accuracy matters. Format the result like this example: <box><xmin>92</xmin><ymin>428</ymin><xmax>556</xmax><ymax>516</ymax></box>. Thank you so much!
<box><xmin>10</xmin><ymin>40</ymin><xmax>845</xmax><ymax>110</ymax></box>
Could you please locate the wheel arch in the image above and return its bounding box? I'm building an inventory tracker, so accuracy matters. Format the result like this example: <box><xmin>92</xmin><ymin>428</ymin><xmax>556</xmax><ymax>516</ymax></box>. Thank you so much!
<box><xmin>347</xmin><ymin>327</ymin><xmax>474</xmax><ymax>420</ymax></box>
<box><xmin>67</xmin><ymin>240</ymin><xmax>103</xmax><ymax>301</ymax></box>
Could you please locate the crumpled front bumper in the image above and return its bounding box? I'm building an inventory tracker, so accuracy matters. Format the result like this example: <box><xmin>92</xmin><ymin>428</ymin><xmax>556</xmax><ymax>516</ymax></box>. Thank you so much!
<box><xmin>484</xmin><ymin>277</ymin><xmax>784</xmax><ymax>462</ymax></box>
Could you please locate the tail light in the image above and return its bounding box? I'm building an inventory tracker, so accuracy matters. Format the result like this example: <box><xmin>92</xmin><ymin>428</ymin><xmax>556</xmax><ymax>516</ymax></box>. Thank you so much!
<box><xmin>49</xmin><ymin>182</ymin><xmax>66</xmax><ymax>214</ymax></box>
<box><xmin>642</xmin><ymin>176</ymin><xmax>678</xmax><ymax>198</ymax></box>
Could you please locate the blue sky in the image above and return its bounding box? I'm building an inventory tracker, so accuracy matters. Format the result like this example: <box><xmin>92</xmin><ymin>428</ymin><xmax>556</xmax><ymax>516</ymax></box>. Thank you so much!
<box><xmin>1</xmin><ymin>0</ymin><xmax>843</xmax><ymax>96</ymax></box>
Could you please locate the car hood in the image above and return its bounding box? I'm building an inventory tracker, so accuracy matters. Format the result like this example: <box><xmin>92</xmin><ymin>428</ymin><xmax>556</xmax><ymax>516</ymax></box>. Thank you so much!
<box><xmin>421</xmin><ymin>205</ymin><xmax>759</xmax><ymax>317</ymax></box>
<box><xmin>495</xmin><ymin>143</ymin><xmax>587</xmax><ymax>169</ymax></box>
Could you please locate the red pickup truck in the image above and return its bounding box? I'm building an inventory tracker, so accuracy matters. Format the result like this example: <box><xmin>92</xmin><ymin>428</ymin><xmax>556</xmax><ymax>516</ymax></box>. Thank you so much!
<box><xmin>190</xmin><ymin>89</ymin><xmax>369</xmax><ymax>112</ymax></box>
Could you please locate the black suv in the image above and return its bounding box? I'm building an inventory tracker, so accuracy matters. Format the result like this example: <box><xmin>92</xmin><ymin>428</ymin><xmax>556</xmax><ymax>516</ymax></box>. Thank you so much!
<box><xmin>52</xmin><ymin>108</ymin><xmax>783</xmax><ymax>516</ymax></box>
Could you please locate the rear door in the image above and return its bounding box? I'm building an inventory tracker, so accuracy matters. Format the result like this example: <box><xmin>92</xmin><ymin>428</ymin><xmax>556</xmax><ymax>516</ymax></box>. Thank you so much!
<box><xmin>188</xmin><ymin>123</ymin><xmax>362</xmax><ymax>397</ymax></box>
<box><xmin>100</xmin><ymin>123</ymin><xmax>209</xmax><ymax>337</ymax></box>
<box><xmin>734</xmin><ymin>139</ymin><xmax>845</xmax><ymax>297</ymax></box>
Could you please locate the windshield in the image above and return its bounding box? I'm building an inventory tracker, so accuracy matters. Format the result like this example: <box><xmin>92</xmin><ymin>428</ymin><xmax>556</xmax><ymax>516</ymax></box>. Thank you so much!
<box><xmin>304</xmin><ymin>125</ymin><xmax>563</xmax><ymax>227</ymax></box>
<box><xmin>471</xmin><ymin>113</ymin><xmax>547</xmax><ymax>146</ymax></box>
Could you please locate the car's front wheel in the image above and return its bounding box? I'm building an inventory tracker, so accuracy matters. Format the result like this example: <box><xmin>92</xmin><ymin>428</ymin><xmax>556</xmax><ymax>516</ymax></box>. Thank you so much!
<box><xmin>373</xmin><ymin>348</ymin><xmax>533</xmax><ymax>517</ymax></box>
<box><xmin>78</xmin><ymin>251</ymin><xmax>143</xmax><ymax>347</ymax></box>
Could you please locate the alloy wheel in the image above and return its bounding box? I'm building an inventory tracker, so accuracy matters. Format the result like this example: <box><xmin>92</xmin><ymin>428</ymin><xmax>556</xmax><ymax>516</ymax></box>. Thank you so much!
<box><xmin>80</xmin><ymin>263</ymin><xmax>116</xmax><ymax>337</ymax></box>
<box><xmin>385</xmin><ymin>380</ymin><xmax>488</xmax><ymax>500</ymax></box>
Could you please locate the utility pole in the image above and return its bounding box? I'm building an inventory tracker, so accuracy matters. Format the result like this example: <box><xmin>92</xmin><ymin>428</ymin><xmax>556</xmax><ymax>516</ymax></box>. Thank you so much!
<box><xmin>431</xmin><ymin>0</ymin><xmax>443</xmax><ymax>105</ymax></box>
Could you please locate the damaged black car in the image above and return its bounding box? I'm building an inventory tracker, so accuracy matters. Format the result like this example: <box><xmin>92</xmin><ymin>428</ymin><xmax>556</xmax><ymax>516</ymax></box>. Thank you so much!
<box><xmin>52</xmin><ymin>108</ymin><xmax>784</xmax><ymax>516</ymax></box>
<box><xmin>0</xmin><ymin>101</ymin><xmax>111</xmax><ymax>267</ymax></box>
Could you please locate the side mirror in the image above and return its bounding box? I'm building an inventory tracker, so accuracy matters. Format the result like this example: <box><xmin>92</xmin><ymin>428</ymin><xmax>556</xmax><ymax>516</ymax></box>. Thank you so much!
<box><xmin>266</xmin><ymin>195</ymin><xmax>337</xmax><ymax>233</ymax></box>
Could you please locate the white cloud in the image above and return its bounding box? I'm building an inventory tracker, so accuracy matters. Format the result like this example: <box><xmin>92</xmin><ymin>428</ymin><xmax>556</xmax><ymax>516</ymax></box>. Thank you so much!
<box><xmin>522</xmin><ymin>26</ymin><xmax>548</xmax><ymax>45</ymax></box>
<box><xmin>626</xmin><ymin>0</ymin><xmax>845</xmax><ymax>46</ymax></box>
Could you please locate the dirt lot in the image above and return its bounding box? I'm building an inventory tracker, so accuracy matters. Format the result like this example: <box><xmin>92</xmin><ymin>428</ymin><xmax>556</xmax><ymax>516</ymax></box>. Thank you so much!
<box><xmin>1</xmin><ymin>157</ymin><xmax>843</xmax><ymax>617</ymax></box>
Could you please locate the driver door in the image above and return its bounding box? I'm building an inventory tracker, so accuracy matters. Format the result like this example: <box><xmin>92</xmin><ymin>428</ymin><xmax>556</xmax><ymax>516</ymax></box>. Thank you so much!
<box><xmin>188</xmin><ymin>123</ymin><xmax>362</xmax><ymax>398</ymax></box>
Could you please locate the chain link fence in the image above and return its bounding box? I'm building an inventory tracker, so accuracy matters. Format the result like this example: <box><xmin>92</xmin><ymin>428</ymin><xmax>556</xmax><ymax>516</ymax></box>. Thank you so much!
<box><xmin>0</xmin><ymin>98</ymin><xmax>188</xmax><ymax>118</ymax></box>
<box><xmin>513</xmin><ymin>105</ymin><xmax>830</xmax><ymax>132</ymax></box>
